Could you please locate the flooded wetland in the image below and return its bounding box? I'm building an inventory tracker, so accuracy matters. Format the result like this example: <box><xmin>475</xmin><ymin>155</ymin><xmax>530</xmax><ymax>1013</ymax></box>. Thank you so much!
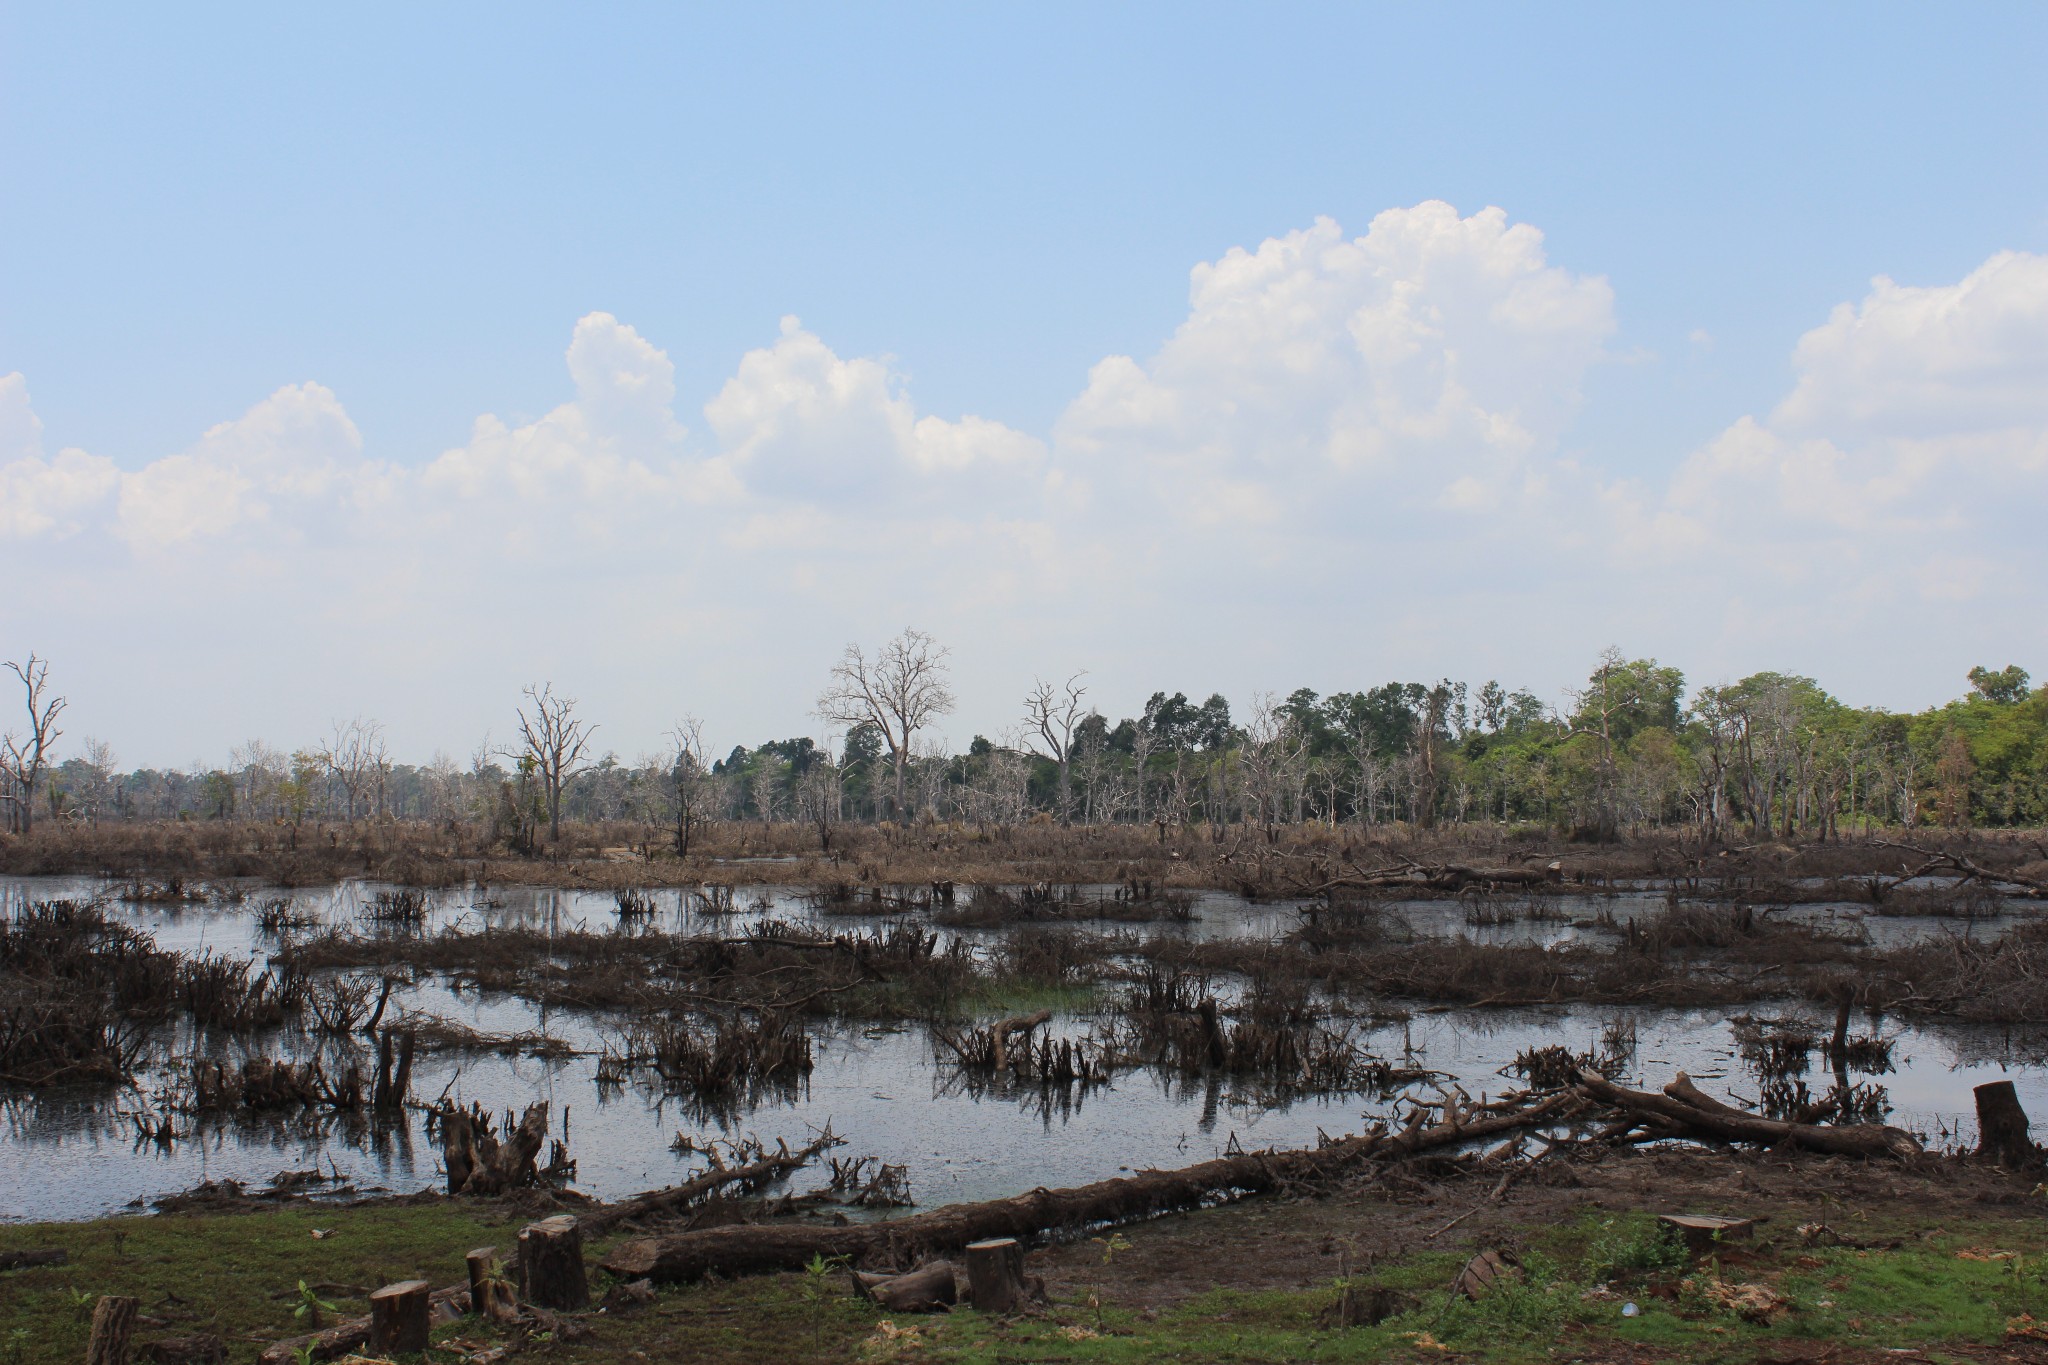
<box><xmin>8</xmin><ymin>850</ymin><xmax>2048</xmax><ymax>1223</ymax></box>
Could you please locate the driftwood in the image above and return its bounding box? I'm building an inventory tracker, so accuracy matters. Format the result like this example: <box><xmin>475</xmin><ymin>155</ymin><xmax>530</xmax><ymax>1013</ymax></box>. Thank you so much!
<box><xmin>601</xmin><ymin>1088</ymin><xmax>1583</xmax><ymax>1282</ymax></box>
<box><xmin>1578</xmin><ymin>1070</ymin><xmax>1922</xmax><ymax>1158</ymax></box>
<box><xmin>585</xmin><ymin>1131</ymin><xmax>840</xmax><ymax>1233</ymax></box>
<box><xmin>1873</xmin><ymin>841</ymin><xmax>2048</xmax><ymax>896</ymax></box>
<box><xmin>0</xmin><ymin>1247</ymin><xmax>66</xmax><ymax>1271</ymax></box>
<box><xmin>1299</xmin><ymin>857</ymin><xmax>1563</xmax><ymax>898</ymax></box>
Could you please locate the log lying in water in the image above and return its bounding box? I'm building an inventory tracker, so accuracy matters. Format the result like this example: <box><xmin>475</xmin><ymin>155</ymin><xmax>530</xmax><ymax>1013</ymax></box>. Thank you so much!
<box><xmin>600</xmin><ymin>1088</ymin><xmax>1583</xmax><ymax>1283</ymax></box>
<box><xmin>1577</xmin><ymin>1070</ymin><xmax>1922</xmax><ymax>1158</ymax></box>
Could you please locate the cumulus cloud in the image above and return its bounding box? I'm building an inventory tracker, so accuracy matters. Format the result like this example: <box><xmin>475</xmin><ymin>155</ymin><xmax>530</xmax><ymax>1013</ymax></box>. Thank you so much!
<box><xmin>705</xmin><ymin>316</ymin><xmax>1045</xmax><ymax>502</ymax></box>
<box><xmin>4</xmin><ymin>206</ymin><xmax>2044</xmax><ymax>761</ymax></box>
<box><xmin>0</xmin><ymin>373</ymin><xmax>119</xmax><ymax>539</ymax></box>
<box><xmin>1054</xmin><ymin>202</ymin><xmax>1615</xmax><ymax>525</ymax></box>
<box><xmin>114</xmin><ymin>382</ymin><xmax>379</xmax><ymax>549</ymax></box>
<box><xmin>1663</xmin><ymin>249</ymin><xmax>2048</xmax><ymax>583</ymax></box>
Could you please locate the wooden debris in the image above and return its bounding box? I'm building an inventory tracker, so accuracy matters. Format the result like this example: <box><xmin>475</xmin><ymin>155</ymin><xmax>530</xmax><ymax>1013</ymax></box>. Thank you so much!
<box><xmin>602</xmin><ymin>1088</ymin><xmax>1582</xmax><ymax>1283</ymax></box>
<box><xmin>1578</xmin><ymin>1070</ymin><xmax>1922</xmax><ymax>1158</ymax></box>
<box><xmin>854</xmin><ymin>1260</ymin><xmax>957</xmax><ymax>1312</ymax></box>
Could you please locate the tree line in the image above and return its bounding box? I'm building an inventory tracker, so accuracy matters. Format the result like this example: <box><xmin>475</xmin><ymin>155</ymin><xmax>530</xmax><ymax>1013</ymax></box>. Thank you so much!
<box><xmin>4</xmin><ymin>634</ymin><xmax>2043</xmax><ymax>843</ymax></box>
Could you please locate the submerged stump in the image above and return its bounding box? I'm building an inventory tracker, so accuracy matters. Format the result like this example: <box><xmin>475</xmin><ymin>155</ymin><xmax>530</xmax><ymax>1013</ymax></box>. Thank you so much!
<box><xmin>1975</xmin><ymin>1080</ymin><xmax>2038</xmax><ymax>1168</ymax></box>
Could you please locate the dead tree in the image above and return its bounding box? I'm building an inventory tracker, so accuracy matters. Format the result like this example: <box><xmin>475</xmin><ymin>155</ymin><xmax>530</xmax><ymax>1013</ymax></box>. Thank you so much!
<box><xmin>1022</xmin><ymin>672</ymin><xmax>1088</xmax><ymax>823</ymax></box>
<box><xmin>513</xmin><ymin>684</ymin><xmax>596</xmax><ymax>842</ymax></box>
<box><xmin>318</xmin><ymin>717</ymin><xmax>388</xmax><ymax>822</ymax></box>
<box><xmin>1</xmin><ymin>653</ymin><xmax>64</xmax><ymax>835</ymax></box>
<box><xmin>817</xmin><ymin>629</ymin><xmax>954</xmax><ymax>822</ymax></box>
<box><xmin>667</xmin><ymin>717</ymin><xmax>710</xmax><ymax>858</ymax></box>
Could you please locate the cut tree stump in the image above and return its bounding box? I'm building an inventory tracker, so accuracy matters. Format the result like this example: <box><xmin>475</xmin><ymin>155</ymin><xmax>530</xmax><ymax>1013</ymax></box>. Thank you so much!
<box><xmin>465</xmin><ymin>1247</ymin><xmax>498</xmax><ymax>1315</ymax></box>
<box><xmin>87</xmin><ymin>1296</ymin><xmax>140</xmax><ymax>1365</ymax></box>
<box><xmin>964</xmin><ymin>1239</ymin><xmax>1027</xmax><ymax>1313</ymax></box>
<box><xmin>368</xmin><ymin>1280</ymin><xmax>431</xmax><ymax>1354</ymax></box>
<box><xmin>1975</xmin><ymin>1081</ymin><xmax>2039</xmax><ymax>1168</ymax></box>
<box><xmin>855</xmin><ymin>1261</ymin><xmax>957</xmax><ymax>1312</ymax></box>
<box><xmin>519</xmin><ymin>1215</ymin><xmax>589</xmax><ymax>1311</ymax></box>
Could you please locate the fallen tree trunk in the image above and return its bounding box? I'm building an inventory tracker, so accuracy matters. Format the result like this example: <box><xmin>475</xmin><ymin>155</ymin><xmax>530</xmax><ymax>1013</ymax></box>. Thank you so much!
<box><xmin>601</xmin><ymin>1088</ymin><xmax>1582</xmax><ymax>1283</ymax></box>
<box><xmin>1578</xmin><ymin>1070</ymin><xmax>1921</xmax><ymax>1158</ymax></box>
<box><xmin>585</xmin><ymin>1132</ymin><xmax>840</xmax><ymax>1233</ymax></box>
<box><xmin>256</xmin><ymin>1284</ymin><xmax>468</xmax><ymax>1365</ymax></box>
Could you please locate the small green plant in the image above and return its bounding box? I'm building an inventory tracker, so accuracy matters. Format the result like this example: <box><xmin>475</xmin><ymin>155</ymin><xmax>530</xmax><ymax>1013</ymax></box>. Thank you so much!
<box><xmin>1583</xmin><ymin>1218</ymin><xmax>1687</xmax><ymax>1284</ymax></box>
<box><xmin>6</xmin><ymin>1327</ymin><xmax>31</xmax><ymax>1365</ymax></box>
<box><xmin>802</xmin><ymin>1252</ymin><xmax>850</xmax><ymax>1342</ymax></box>
<box><xmin>292</xmin><ymin>1280</ymin><xmax>338</xmax><ymax>1329</ymax></box>
<box><xmin>291</xmin><ymin>1344</ymin><xmax>317</xmax><ymax>1365</ymax></box>
<box><xmin>66</xmin><ymin>1287</ymin><xmax>95</xmax><ymax>1316</ymax></box>
<box><xmin>1094</xmin><ymin>1232</ymin><xmax>1133</xmax><ymax>1265</ymax></box>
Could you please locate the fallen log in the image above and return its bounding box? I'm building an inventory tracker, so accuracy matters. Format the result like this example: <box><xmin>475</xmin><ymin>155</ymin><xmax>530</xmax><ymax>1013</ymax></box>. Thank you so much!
<box><xmin>854</xmin><ymin>1260</ymin><xmax>957</xmax><ymax>1312</ymax></box>
<box><xmin>1578</xmin><ymin>1070</ymin><xmax>1921</xmax><ymax>1158</ymax></box>
<box><xmin>0</xmin><ymin>1248</ymin><xmax>67</xmax><ymax>1272</ymax></box>
<box><xmin>601</xmin><ymin>1088</ymin><xmax>1582</xmax><ymax>1283</ymax></box>
<box><xmin>256</xmin><ymin>1284</ymin><xmax>469</xmax><ymax>1365</ymax></box>
<box><xmin>584</xmin><ymin>1131</ymin><xmax>840</xmax><ymax>1233</ymax></box>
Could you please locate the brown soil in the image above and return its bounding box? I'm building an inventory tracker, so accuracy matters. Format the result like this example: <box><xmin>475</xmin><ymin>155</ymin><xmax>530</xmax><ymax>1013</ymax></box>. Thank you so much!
<box><xmin>1026</xmin><ymin>1144</ymin><xmax>2041</xmax><ymax>1316</ymax></box>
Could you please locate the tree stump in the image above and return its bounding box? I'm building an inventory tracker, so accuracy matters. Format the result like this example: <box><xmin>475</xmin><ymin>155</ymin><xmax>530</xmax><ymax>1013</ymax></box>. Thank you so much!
<box><xmin>87</xmin><ymin>1296</ymin><xmax>139</xmax><ymax>1365</ymax></box>
<box><xmin>965</xmin><ymin>1238</ymin><xmax>1027</xmax><ymax>1313</ymax></box>
<box><xmin>465</xmin><ymin>1247</ymin><xmax>497</xmax><ymax>1315</ymax></box>
<box><xmin>1975</xmin><ymin>1081</ymin><xmax>2038</xmax><ymax>1168</ymax></box>
<box><xmin>368</xmin><ymin>1280</ymin><xmax>431</xmax><ymax>1354</ymax></box>
<box><xmin>518</xmin><ymin>1215</ymin><xmax>589</xmax><ymax>1311</ymax></box>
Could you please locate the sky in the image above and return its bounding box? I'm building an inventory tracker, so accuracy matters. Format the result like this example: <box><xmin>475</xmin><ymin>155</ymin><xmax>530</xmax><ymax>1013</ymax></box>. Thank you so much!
<box><xmin>3</xmin><ymin>3</ymin><xmax>2046</xmax><ymax>766</ymax></box>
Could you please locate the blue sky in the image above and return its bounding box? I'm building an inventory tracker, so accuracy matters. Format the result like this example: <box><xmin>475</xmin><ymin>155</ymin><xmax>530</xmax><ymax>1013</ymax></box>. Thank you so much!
<box><xmin>4</xmin><ymin>4</ymin><xmax>2047</xmax><ymax>763</ymax></box>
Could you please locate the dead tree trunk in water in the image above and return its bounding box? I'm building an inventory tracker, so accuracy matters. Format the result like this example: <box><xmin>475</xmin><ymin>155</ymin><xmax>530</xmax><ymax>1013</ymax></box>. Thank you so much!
<box><xmin>602</xmin><ymin>1089</ymin><xmax>1581</xmax><ymax>1283</ymax></box>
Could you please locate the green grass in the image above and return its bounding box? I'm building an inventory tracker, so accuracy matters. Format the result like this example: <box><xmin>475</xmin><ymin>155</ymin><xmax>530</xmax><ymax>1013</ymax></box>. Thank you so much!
<box><xmin>9</xmin><ymin>1199</ymin><xmax>2048</xmax><ymax>1365</ymax></box>
<box><xmin>0</xmin><ymin>1203</ymin><xmax>524</xmax><ymax>1365</ymax></box>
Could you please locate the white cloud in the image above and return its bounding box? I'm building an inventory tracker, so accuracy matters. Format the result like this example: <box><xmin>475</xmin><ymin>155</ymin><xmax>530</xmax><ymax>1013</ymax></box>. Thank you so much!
<box><xmin>1054</xmin><ymin>202</ymin><xmax>1615</xmax><ymax>522</ymax></box>
<box><xmin>4</xmin><ymin>211</ymin><xmax>2044</xmax><ymax>762</ymax></box>
<box><xmin>114</xmin><ymin>382</ymin><xmax>379</xmax><ymax>549</ymax></box>
<box><xmin>0</xmin><ymin>373</ymin><xmax>119</xmax><ymax>539</ymax></box>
